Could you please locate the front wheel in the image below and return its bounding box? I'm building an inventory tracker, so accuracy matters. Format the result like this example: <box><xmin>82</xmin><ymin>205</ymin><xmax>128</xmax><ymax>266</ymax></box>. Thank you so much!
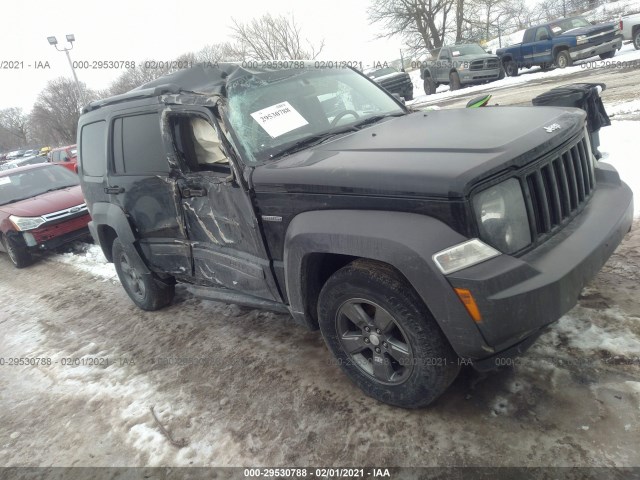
<box><xmin>449</xmin><ymin>71</ymin><xmax>461</xmax><ymax>91</ymax></box>
<box><xmin>555</xmin><ymin>50</ymin><xmax>572</xmax><ymax>68</ymax></box>
<box><xmin>2</xmin><ymin>235</ymin><xmax>32</xmax><ymax>268</ymax></box>
<box><xmin>634</xmin><ymin>30</ymin><xmax>640</xmax><ymax>50</ymax></box>
<box><xmin>423</xmin><ymin>76</ymin><xmax>436</xmax><ymax>95</ymax></box>
<box><xmin>403</xmin><ymin>89</ymin><xmax>414</xmax><ymax>101</ymax></box>
<box><xmin>112</xmin><ymin>238</ymin><xmax>175</xmax><ymax>311</ymax></box>
<box><xmin>504</xmin><ymin>60</ymin><xmax>519</xmax><ymax>77</ymax></box>
<box><xmin>317</xmin><ymin>259</ymin><xmax>460</xmax><ymax>408</ymax></box>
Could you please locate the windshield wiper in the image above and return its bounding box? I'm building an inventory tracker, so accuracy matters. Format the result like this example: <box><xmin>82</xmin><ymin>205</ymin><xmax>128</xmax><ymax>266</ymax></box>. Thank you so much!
<box><xmin>40</xmin><ymin>185</ymin><xmax>76</xmax><ymax>194</ymax></box>
<box><xmin>351</xmin><ymin>112</ymin><xmax>405</xmax><ymax>130</ymax></box>
<box><xmin>269</xmin><ymin>127</ymin><xmax>356</xmax><ymax>160</ymax></box>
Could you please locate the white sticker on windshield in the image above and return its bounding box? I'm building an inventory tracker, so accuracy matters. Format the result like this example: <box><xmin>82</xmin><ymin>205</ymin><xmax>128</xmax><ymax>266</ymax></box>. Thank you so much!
<box><xmin>250</xmin><ymin>101</ymin><xmax>309</xmax><ymax>138</ymax></box>
<box><xmin>0</xmin><ymin>177</ymin><xmax>10</xmax><ymax>185</ymax></box>
<box><xmin>452</xmin><ymin>50</ymin><xmax>461</xmax><ymax>56</ymax></box>
<box><xmin>551</xmin><ymin>26</ymin><xmax>561</xmax><ymax>33</ymax></box>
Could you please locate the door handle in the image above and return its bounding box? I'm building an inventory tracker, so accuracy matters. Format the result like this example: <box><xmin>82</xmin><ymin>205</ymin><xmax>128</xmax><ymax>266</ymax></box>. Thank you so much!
<box><xmin>182</xmin><ymin>187</ymin><xmax>207</xmax><ymax>198</ymax></box>
<box><xmin>104</xmin><ymin>186</ymin><xmax>125</xmax><ymax>194</ymax></box>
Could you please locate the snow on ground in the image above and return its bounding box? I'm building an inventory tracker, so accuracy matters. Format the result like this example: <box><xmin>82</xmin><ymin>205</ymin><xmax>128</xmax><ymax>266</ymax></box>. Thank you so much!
<box><xmin>407</xmin><ymin>43</ymin><xmax>640</xmax><ymax>106</ymax></box>
<box><xmin>48</xmin><ymin>241</ymin><xmax>118</xmax><ymax>282</ymax></box>
<box><xmin>598</xmin><ymin>116</ymin><xmax>640</xmax><ymax>215</ymax></box>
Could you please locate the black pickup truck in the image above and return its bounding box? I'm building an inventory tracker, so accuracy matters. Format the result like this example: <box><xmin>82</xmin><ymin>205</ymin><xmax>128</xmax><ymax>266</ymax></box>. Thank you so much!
<box><xmin>77</xmin><ymin>63</ymin><xmax>633</xmax><ymax>408</ymax></box>
<box><xmin>497</xmin><ymin>16</ymin><xmax>623</xmax><ymax>76</ymax></box>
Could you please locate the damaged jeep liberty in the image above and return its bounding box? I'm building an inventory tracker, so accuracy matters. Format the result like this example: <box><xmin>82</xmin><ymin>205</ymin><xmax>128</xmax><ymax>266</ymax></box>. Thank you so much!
<box><xmin>78</xmin><ymin>63</ymin><xmax>633</xmax><ymax>408</ymax></box>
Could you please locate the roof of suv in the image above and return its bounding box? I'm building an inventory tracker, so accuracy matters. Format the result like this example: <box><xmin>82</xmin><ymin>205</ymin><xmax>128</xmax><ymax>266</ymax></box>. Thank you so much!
<box><xmin>82</xmin><ymin>61</ymin><xmax>327</xmax><ymax>113</ymax></box>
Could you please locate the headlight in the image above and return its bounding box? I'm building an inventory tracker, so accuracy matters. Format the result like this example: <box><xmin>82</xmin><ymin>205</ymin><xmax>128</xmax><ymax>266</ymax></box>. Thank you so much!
<box><xmin>9</xmin><ymin>215</ymin><xmax>46</xmax><ymax>231</ymax></box>
<box><xmin>473</xmin><ymin>178</ymin><xmax>531</xmax><ymax>254</ymax></box>
<box><xmin>577</xmin><ymin>35</ymin><xmax>588</xmax><ymax>45</ymax></box>
<box><xmin>433</xmin><ymin>239</ymin><xmax>501</xmax><ymax>274</ymax></box>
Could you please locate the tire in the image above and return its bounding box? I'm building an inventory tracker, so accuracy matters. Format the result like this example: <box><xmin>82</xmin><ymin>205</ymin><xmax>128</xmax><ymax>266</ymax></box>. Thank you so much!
<box><xmin>317</xmin><ymin>259</ymin><xmax>460</xmax><ymax>408</ymax></box>
<box><xmin>498</xmin><ymin>67</ymin><xmax>505</xmax><ymax>80</ymax></box>
<box><xmin>599</xmin><ymin>50</ymin><xmax>616</xmax><ymax>60</ymax></box>
<box><xmin>449</xmin><ymin>71</ymin><xmax>461</xmax><ymax>91</ymax></box>
<box><xmin>423</xmin><ymin>76</ymin><xmax>436</xmax><ymax>95</ymax></box>
<box><xmin>403</xmin><ymin>89</ymin><xmax>414</xmax><ymax>101</ymax></box>
<box><xmin>504</xmin><ymin>60</ymin><xmax>518</xmax><ymax>77</ymax></box>
<box><xmin>2</xmin><ymin>234</ymin><xmax>32</xmax><ymax>268</ymax></box>
<box><xmin>112</xmin><ymin>238</ymin><xmax>175</xmax><ymax>311</ymax></box>
<box><xmin>555</xmin><ymin>50</ymin><xmax>572</xmax><ymax>68</ymax></box>
<box><xmin>634</xmin><ymin>30</ymin><xmax>640</xmax><ymax>50</ymax></box>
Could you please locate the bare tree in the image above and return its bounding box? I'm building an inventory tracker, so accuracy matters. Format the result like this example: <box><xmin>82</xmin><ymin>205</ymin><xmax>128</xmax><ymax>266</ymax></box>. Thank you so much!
<box><xmin>230</xmin><ymin>14</ymin><xmax>325</xmax><ymax>60</ymax></box>
<box><xmin>0</xmin><ymin>108</ymin><xmax>29</xmax><ymax>150</ymax></box>
<box><xmin>196</xmin><ymin>42</ymin><xmax>246</xmax><ymax>63</ymax></box>
<box><xmin>29</xmin><ymin>78</ymin><xmax>99</xmax><ymax>145</ymax></box>
<box><xmin>369</xmin><ymin>0</ymin><xmax>457</xmax><ymax>55</ymax></box>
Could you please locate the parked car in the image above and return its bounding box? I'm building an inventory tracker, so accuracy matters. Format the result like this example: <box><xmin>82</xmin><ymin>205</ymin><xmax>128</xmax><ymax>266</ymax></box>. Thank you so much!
<box><xmin>0</xmin><ymin>155</ymin><xmax>48</xmax><ymax>171</ymax></box>
<box><xmin>48</xmin><ymin>144</ymin><xmax>78</xmax><ymax>173</ymax></box>
<box><xmin>22</xmin><ymin>149</ymin><xmax>39</xmax><ymax>157</ymax></box>
<box><xmin>497</xmin><ymin>16</ymin><xmax>623</xmax><ymax>75</ymax></box>
<box><xmin>78</xmin><ymin>63</ymin><xmax>632</xmax><ymax>408</ymax></box>
<box><xmin>6</xmin><ymin>150</ymin><xmax>25</xmax><ymax>160</ymax></box>
<box><xmin>0</xmin><ymin>164</ymin><xmax>91</xmax><ymax>268</ymax></box>
<box><xmin>421</xmin><ymin>44</ymin><xmax>503</xmax><ymax>94</ymax></box>
<box><xmin>366</xmin><ymin>66</ymin><xmax>414</xmax><ymax>101</ymax></box>
<box><xmin>620</xmin><ymin>13</ymin><xmax>640</xmax><ymax>50</ymax></box>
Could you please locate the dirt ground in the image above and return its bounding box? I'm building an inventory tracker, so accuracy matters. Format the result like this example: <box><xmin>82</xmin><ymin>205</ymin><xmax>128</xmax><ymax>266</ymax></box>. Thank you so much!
<box><xmin>0</xmin><ymin>217</ymin><xmax>639</xmax><ymax>467</ymax></box>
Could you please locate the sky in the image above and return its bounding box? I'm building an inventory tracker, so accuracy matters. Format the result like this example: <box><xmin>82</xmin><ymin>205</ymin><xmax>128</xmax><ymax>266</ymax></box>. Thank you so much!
<box><xmin>0</xmin><ymin>0</ymin><xmax>404</xmax><ymax>112</ymax></box>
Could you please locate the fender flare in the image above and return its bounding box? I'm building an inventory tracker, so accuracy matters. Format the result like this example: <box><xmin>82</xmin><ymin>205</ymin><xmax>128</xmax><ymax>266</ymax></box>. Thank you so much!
<box><xmin>284</xmin><ymin>210</ymin><xmax>491</xmax><ymax>358</ymax></box>
<box><xmin>89</xmin><ymin>202</ymin><xmax>151</xmax><ymax>274</ymax></box>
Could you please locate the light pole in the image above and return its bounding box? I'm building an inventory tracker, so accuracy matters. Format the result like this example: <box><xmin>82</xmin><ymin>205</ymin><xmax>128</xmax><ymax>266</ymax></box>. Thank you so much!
<box><xmin>47</xmin><ymin>34</ymin><xmax>87</xmax><ymax>108</ymax></box>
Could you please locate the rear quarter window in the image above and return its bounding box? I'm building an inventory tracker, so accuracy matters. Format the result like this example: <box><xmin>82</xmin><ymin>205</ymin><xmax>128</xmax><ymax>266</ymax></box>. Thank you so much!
<box><xmin>80</xmin><ymin>121</ymin><xmax>107</xmax><ymax>176</ymax></box>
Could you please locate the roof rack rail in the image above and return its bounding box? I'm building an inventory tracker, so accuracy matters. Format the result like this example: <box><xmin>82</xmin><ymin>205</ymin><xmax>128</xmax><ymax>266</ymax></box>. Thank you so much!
<box><xmin>82</xmin><ymin>83</ymin><xmax>182</xmax><ymax>113</ymax></box>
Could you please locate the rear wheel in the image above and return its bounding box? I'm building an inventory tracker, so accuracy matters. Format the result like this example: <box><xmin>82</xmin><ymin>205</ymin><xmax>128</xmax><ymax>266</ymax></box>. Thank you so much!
<box><xmin>504</xmin><ymin>60</ymin><xmax>519</xmax><ymax>77</ymax></box>
<box><xmin>2</xmin><ymin>235</ymin><xmax>32</xmax><ymax>268</ymax></box>
<box><xmin>317</xmin><ymin>259</ymin><xmax>460</xmax><ymax>408</ymax></box>
<box><xmin>555</xmin><ymin>50</ymin><xmax>572</xmax><ymax>68</ymax></box>
<box><xmin>599</xmin><ymin>50</ymin><xmax>616</xmax><ymax>60</ymax></box>
<box><xmin>634</xmin><ymin>30</ymin><xmax>640</xmax><ymax>50</ymax></box>
<box><xmin>449</xmin><ymin>71</ymin><xmax>461</xmax><ymax>91</ymax></box>
<box><xmin>112</xmin><ymin>238</ymin><xmax>174</xmax><ymax>311</ymax></box>
<box><xmin>423</xmin><ymin>76</ymin><xmax>436</xmax><ymax>95</ymax></box>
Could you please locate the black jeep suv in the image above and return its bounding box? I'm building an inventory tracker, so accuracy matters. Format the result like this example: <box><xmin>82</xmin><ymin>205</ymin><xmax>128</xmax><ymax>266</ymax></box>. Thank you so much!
<box><xmin>77</xmin><ymin>63</ymin><xmax>633</xmax><ymax>408</ymax></box>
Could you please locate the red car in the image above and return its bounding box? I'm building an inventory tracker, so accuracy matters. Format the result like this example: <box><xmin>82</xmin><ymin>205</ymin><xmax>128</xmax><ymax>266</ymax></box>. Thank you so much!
<box><xmin>48</xmin><ymin>144</ymin><xmax>78</xmax><ymax>173</ymax></box>
<box><xmin>0</xmin><ymin>164</ymin><xmax>91</xmax><ymax>267</ymax></box>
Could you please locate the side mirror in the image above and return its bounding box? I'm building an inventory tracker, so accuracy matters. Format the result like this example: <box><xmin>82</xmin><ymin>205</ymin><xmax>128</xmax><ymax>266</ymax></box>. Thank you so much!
<box><xmin>392</xmin><ymin>93</ymin><xmax>406</xmax><ymax>104</ymax></box>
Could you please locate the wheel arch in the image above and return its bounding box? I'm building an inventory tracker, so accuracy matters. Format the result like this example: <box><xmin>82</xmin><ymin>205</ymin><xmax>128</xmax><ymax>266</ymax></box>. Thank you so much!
<box><xmin>89</xmin><ymin>202</ymin><xmax>150</xmax><ymax>274</ymax></box>
<box><xmin>283</xmin><ymin>210</ymin><xmax>490</xmax><ymax>357</ymax></box>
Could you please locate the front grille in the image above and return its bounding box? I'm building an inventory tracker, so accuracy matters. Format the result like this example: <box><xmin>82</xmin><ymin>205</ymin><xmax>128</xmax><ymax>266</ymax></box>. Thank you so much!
<box><xmin>469</xmin><ymin>59</ymin><xmax>499</xmax><ymax>71</ymax></box>
<box><xmin>524</xmin><ymin>134</ymin><xmax>595</xmax><ymax>241</ymax></box>
<box><xmin>42</xmin><ymin>203</ymin><xmax>88</xmax><ymax>222</ymax></box>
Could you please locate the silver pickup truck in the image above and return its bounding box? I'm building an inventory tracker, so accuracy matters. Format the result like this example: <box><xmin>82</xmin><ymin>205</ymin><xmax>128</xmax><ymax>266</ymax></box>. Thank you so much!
<box><xmin>420</xmin><ymin>44</ymin><xmax>503</xmax><ymax>95</ymax></box>
<box><xmin>620</xmin><ymin>13</ymin><xmax>640</xmax><ymax>49</ymax></box>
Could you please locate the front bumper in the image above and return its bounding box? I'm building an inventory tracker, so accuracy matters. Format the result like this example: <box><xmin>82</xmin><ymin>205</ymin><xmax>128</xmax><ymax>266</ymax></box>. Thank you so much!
<box><xmin>447</xmin><ymin>162</ymin><xmax>633</xmax><ymax>359</ymax></box>
<box><xmin>459</xmin><ymin>67</ymin><xmax>502</xmax><ymax>84</ymax></box>
<box><xmin>570</xmin><ymin>36</ymin><xmax>623</xmax><ymax>61</ymax></box>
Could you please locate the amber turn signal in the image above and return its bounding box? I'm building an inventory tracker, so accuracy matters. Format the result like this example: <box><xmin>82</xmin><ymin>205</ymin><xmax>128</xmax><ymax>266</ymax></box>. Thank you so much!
<box><xmin>454</xmin><ymin>288</ymin><xmax>482</xmax><ymax>323</ymax></box>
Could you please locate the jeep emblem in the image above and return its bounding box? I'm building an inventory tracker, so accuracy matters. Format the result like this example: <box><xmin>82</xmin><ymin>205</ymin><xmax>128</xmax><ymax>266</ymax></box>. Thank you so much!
<box><xmin>544</xmin><ymin>123</ymin><xmax>561</xmax><ymax>133</ymax></box>
<box><xmin>69</xmin><ymin>206</ymin><xmax>81</xmax><ymax>213</ymax></box>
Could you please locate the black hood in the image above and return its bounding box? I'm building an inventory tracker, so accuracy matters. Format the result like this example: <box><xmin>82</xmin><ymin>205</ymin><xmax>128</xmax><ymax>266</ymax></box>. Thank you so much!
<box><xmin>252</xmin><ymin>107</ymin><xmax>586</xmax><ymax>198</ymax></box>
